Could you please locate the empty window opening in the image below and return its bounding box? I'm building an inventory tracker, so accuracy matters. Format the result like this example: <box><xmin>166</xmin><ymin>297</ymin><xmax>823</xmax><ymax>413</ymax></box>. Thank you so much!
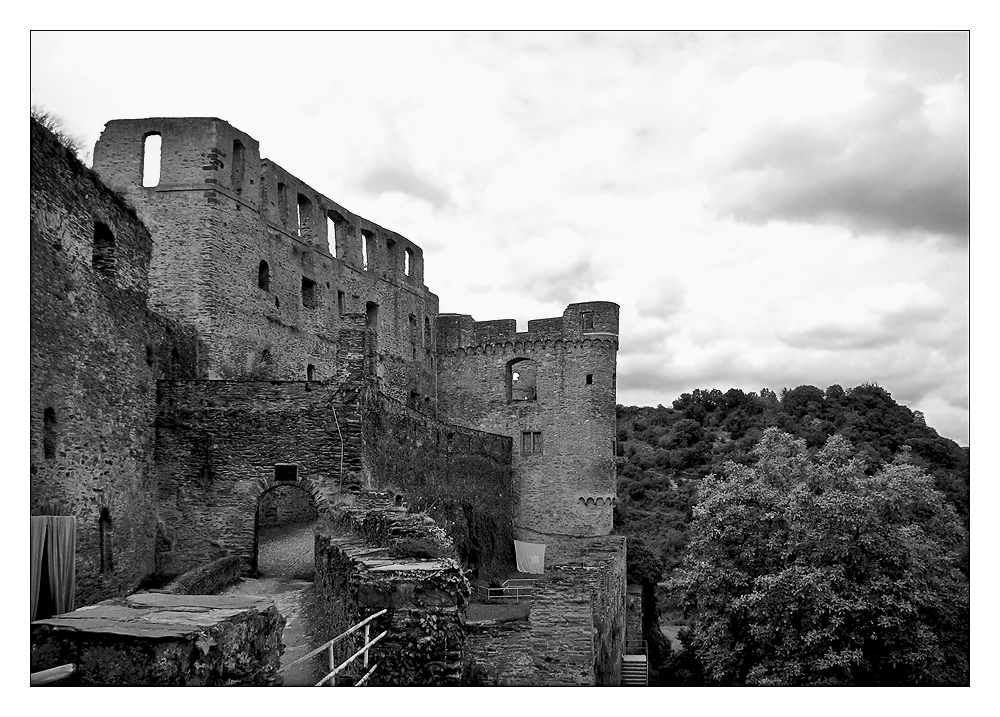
<box><xmin>581</xmin><ymin>311</ymin><xmax>595</xmax><ymax>331</ymax></box>
<box><xmin>424</xmin><ymin>316</ymin><xmax>431</xmax><ymax>346</ymax></box>
<box><xmin>275</xmin><ymin>296</ymin><xmax>280</xmax><ymax>309</ymax></box>
<box><xmin>92</xmin><ymin>222</ymin><xmax>116</xmax><ymax>277</ymax></box>
<box><xmin>365</xmin><ymin>301</ymin><xmax>379</xmax><ymax>330</ymax></box>
<box><xmin>507</xmin><ymin>358</ymin><xmax>538</xmax><ymax>403</ymax></box>
<box><xmin>261</xmin><ymin>348</ymin><xmax>272</xmax><ymax>364</ymax></box>
<box><xmin>586</xmin><ymin>374</ymin><xmax>593</xmax><ymax>385</ymax></box>
<box><xmin>521</xmin><ymin>431</ymin><xmax>543</xmax><ymax>455</ymax></box>
<box><xmin>409</xmin><ymin>314</ymin><xmax>418</xmax><ymax>358</ymax></box>
<box><xmin>258</xmin><ymin>260</ymin><xmax>270</xmax><ymax>291</ymax></box>
<box><xmin>387</xmin><ymin>238</ymin><xmax>397</xmax><ymax>270</ymax></box>
<box><xmin>277</xmin><ymin>182</ymin><xmax>288</xmax><ymax>225</ymax></box>
<box><xmin>43</xmin><ymin>407</ymin><xmax>57</xmax><ymax>459</ymax></box>
<box><xmin>145</xmin><ymin>345</ymin><xmax>155</xmax><ymax>367</ymax></box>
<box><xmin>405</xmin><ymin>248</ymin><xmax>414</xmax><ymax>276</ymax></box>
<box><xmin>296</xmin><ymin>194</ymin><xmax>313</xmax><ymax>238</ymax></box>
<box><xmin>231</xmin><ymin>139</ymin><xmax>246</xmax><ymax>194</ymax></box>
<box><xmin>361</xmin><ymin>231</ymin><xmax>371</xmax><ymax>270</ymax></box>
<box><xmin>326</xmin><ymin>211</ymin><xmax>345</xmax><ymax>258</ymax></box>
<box><xmin>141</xmin><ymin>133</ymin><xmax>161</xmax><ymax>187</ymax></box>
<box><xmin>99</xmin><ymin>508</ymin><xmax>114</xmax><ymax>574</ymax></box>
<box><xmin>612</xmin><ymin>372</ymin><xmax>616</xmax><ymax>389</ymax></box>
<box><xmin>301</xmin><ymin>276</ymin><xmax>317</xmax><ymax>309</ymax></box>
<box><xmin>306</xmin><ymin>364</ymin><xmax>316</xmax><ymax>382</ymax></box>
<box><xmin>338</xmin><ymin>290</ymin><xmax>346</xmax><ymax>315</ymax></box>
<box><xmin>274</xmin><ymin>464</ymin><xmax>298</xmax><ymax>483</ymax></box>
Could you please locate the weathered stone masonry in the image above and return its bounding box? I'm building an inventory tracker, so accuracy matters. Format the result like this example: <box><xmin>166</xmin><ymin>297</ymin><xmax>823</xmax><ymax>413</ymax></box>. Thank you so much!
<box><xmin>30</xmin><ymin>121</ymin><xmax>200</xmax><ymax>607</ymax></box>
<box><xmin>32</xmin><ymin>114</ymin><xmax>627</xmax><ymax>686</ymax></box>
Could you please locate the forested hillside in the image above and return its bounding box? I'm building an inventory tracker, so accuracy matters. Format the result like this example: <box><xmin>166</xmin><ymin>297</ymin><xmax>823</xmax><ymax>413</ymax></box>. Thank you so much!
<box><xmin>614</xmin><ymin>384</ymin><xmax>970</xmax><ymax>576</ymax></box>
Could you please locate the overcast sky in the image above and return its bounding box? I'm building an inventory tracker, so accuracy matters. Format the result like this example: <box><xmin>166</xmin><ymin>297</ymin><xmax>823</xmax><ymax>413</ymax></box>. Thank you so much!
<box><xmin>30</xmin><ymin>31</ymin><xmax>970</xmax><ymax>445</ymax></box>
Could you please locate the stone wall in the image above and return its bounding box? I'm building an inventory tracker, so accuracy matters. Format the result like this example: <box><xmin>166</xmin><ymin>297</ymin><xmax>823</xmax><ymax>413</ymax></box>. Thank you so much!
<box><xmin>30</xmin><ymin>119</ymin><xmax>200</xmax><ymax>608</ymax></box>
<box><xmin>30</xmin><ymin>592</ymin><xmax>284</xmax><ymax>685</ymax></box>
<box><xmin>154</xmin><ymin>380</ymin><xmax>361</xmax><ymax>577</ymax></box>
<box><xmin>436</xmin><ymin>302</ymin><xmax>619</xmax><ymax>561</ymax></box>
<box><xmin>362</xmin><ymin>388</ymin><xmax>515</xmax><ymax>578</ymax></box>
<box><xmin>92</xmin><ymin>117</ymin><xmax>439</xmax><ymax>407</ymax></box>
<box><xmin>314</xmin><ymin>496</ymin><xmax>469</xmax><ymax>686</ymax></box>
<box><xmin>464</xmin><ymin>535</ymin><xmax>626</xmax><ymax>686</ymax></box>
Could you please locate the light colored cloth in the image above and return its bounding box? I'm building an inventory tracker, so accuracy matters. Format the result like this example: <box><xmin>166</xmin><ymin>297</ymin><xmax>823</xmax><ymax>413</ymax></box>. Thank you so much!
<box><xmin>513</xmin><ymin>540</ymin><xmax>546</xmax><ymax>574</ymax></box>
<box><xmin>30</xmin><ymin>517</ymin><xmax>46</xmax><ymax>621</ymax></box>
<box><xmin>30</xmin><ymin>516</ymin><xmax>76</xmax><ymax>620</ymax></box>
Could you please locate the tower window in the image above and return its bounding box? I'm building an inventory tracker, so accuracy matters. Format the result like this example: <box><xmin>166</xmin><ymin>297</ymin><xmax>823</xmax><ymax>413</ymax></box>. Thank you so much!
<box><xmin>405</xmin><ymin>248</ymin><xmax>414</xmax><ymax>276</ymax></box>
<box><xmin>338</xmin><ymin>290</ymin><xmax>346</xmax><ymax>315</ymax></box>
<box><xmin>93</xmin><ymin>222</ymin><xmax>116</xmax><ymax>277</ymax></box>
<box><xmin>296</xmin><ymin>194</ymin><xmax>313</xmax><ymax>238</ymax></box>
<box><xmin>231</xmin><ymin>139</ymin><xmax>246</xmax><ymax>194</ymax></box>
<box><xmin>521</xmin><ymin>431</ymin><xmax>543</xmax><ymax>455</ymax></box>
<box><xmin>306</xmin><ymin>364</ymin><xmax>316</xmax><ymax>382</ymax></box>
<box><xmin>581</xmin><ymin>311</ymin><xmax>594</xmax><ymax>331</ymax></box>
<box><xmin>301</xmin><ymin>277</ymin><xmax>317</xmax><ymax>309</ymax></box>
<box><xmin>43</xmin><ymin>407</ymin><xmax>57</xmax><ymax>459</ymax></box>
<box><xmin>365</xmin><ymin>301</ymin><xmax>379</xmax><ymax>329</ymax></box>
<box><xmin>586</xmin><ymin>374</ymin><xmax>593</xmax><ymax>385</ymax></box>
<box><xmin>507</xmin><ymin>358</ymin><xmax>538</xmax><ymax>403</ymax></box>
<box><xmin>99</xmin><ymin>508</ymin><xmax>114</xmax><ymax>573</ymax></box>
<box><xmin>277</xmin><ymin>182</ymin><xmax>288</xmax><ymax>224</ymax></box>
<box><xmin>361</xmin><ymin>231</ymin><xmax>371</xmax><ymax>270</ymax></box>
<box><xmin>258</xmin><ymin>260</ymin><xmax>270</xmax><ymax>291</ymax></box>
<box><xmin>142</xmin><ymin>132</ymin><xmax>161</xmax><ymax>187</ymax></box>
<box><xmin>327</xmin><ymin>210</ymin><xmax>346</xmax><ymax>258</ymax></box>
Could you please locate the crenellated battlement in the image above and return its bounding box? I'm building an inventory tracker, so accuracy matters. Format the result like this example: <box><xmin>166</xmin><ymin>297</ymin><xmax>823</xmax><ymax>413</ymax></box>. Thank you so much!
<box><xmin>437</xmin><ymin>301</ymin><xmax>619</xmax><ymax>354</ymax></box>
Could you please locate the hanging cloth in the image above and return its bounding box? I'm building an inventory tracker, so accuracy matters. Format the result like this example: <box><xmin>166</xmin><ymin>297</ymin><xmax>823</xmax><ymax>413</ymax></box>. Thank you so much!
<box><xmin>513</xmin><ymin>540</ymin><xmax>546</xmax><ymax>574</ymax></box>
<box><xmin>30</xmin><ymin>517</ymin><xmax>47</xmax><ymax>621</ymax></box>
<box><xmin>29</xmin><ymin>516</ymin><xmax>76</xmax><ymax>620</ymax></box>
<box><xmin>46</xmin><ymin>516</ymin><xmax>76</xmax><ymax>616</ymax></box>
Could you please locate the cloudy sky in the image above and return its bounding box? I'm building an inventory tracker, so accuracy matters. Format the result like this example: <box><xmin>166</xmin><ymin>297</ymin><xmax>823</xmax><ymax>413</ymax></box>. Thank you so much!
<box><xmin>30</xmin><ymin>31</ymin><xmax>970</xmax><ymax>445</ymax></box>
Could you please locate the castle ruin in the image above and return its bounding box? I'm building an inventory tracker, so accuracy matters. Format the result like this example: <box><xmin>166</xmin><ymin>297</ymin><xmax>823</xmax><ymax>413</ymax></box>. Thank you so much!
<box><xmin>30</xmin><ymin>116</ymin><xmax>628</xmax><ymax>685</ymax></box>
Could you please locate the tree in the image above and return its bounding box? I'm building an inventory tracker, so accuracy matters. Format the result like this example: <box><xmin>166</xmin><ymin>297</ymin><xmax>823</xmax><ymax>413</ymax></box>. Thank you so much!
<box><xmin>671</xmin><ymin>428</ymin><xmax>969</xmax><ymax>686</ymax></box>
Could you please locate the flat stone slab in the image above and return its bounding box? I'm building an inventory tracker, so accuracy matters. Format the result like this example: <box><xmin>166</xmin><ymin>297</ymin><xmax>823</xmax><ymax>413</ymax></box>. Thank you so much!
<box><xmin>32</xmin><ymin>592</ymin><xmax>276</xmax><ymax>640</ymax></box>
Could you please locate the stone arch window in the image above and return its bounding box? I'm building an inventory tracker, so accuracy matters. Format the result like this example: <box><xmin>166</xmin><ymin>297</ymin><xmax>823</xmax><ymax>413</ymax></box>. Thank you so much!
<box><xmin>361</xmin><ymin>231</ymin><xmax>372</xmax><ymax>270</ymax></box>
<box><xmin>409</xmin><ymin>314</ymin><xmax>418</xmax><ymax>359</ymax></box>
<box><xmin>405</xmin><ymin>248</ymin><xmax>414</xmax><ymax>276</ymax></box>
<box><xmin>301</xmin><ymin>276</ymin><xmax>317</xmax><ymax>309</ymax></box>
<box><xmin>258</xmin><ymin>260</ymin><xmax>270</xmax><ymax>291</ymax></box>
<box><xmin>99</xmin><ymin>507</ymin><xmax>114</xmax><ymax>574</ymax></box>
<box><xmin>43</xmin><ymin>407</ymin><xmax>57</xmax><ymax>460</ymax></box>
<box><xmin>387</xmin><ymin>237</ymin><xmax>398</xmax><ymax>271</ymax></box>
<box><xmin>581</xmin><ymin>310</ymin><xmax>595</xmax><ymax>331</ymax></box>
<box><xmin>507</xmin><ymin>358</ymin><xmax>538</xmax><ymax>403</ymax></box>
<box><xmin>296</xmin><ymin>194</ymin><xmax>313</xmax><ymax>238</ymax></box>
<box><xmin>141</xmin><ymin>132</ymin><xmax>161</xmax><ymax>187</ymax></box>
<box><xmin>307</xmin><ymin>364</ymin><xmax>315</xmax><ymax>382</ymax></box>
<box><xmin>231</xmin><ymin>139</ymin><xmax>246</xmax><ymax>194</ymax></box>
<box><xmin>93</xmin><ymin>222</ymin><xmax>116</xmax><ymax>277</ymax></box>
<box><xmin>327</xmin><ymin>210</ymin><xmax>346</xmax><ymax>258</ymax></box>
<box><xmin>277</xmin><ymin>182</ymin><xmax>288</xmax><ymax>225</ymax></box>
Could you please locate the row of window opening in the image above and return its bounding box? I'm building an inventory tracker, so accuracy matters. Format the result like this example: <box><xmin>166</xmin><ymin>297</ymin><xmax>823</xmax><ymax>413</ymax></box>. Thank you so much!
<box><xmin>141</xmin><ymin>134</ymin><xmax>418</xmax><ymax>277</ymax></box>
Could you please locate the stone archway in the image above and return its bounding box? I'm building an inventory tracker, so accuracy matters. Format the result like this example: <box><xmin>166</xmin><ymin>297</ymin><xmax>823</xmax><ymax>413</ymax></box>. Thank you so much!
<box><xmin>251</xmin><ymin>480</ymin><xmax>321</xmax><ymax>579</ymax></box>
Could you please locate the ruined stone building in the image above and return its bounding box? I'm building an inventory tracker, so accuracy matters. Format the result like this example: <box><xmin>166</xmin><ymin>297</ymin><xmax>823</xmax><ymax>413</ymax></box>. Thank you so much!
<box><xmin>30</xmin><ymin>116</ymin><xmax>628</xmax><ymax>685</ymax></box>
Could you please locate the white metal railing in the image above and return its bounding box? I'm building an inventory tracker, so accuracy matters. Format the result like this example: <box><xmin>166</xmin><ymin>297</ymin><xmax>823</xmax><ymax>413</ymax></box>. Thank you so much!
<box><xmin>625</xmin><ymin>639</ymin><xmax>647</xmax><ymax>655</ymax></box>
<box><xmin>280</xmin><ymin>609</ymin><xmax>387</xmax><ymax>686</ymax></box>
<box><xmin>30</xmin><ymin>663</ymin><xmax>76</xmax><ymax>686</ymax></box>
<box><xmin>474</xmin><ymin>578</ymin><xmax>536</xmax><ymax>603</ymax></box>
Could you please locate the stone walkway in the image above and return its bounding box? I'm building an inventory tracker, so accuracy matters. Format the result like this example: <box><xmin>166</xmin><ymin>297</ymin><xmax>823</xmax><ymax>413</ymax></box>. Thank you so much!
<box><xmin>220</xmin><ymin>521</ymin><xmax>325</xmax><ymax>686</ymax></box>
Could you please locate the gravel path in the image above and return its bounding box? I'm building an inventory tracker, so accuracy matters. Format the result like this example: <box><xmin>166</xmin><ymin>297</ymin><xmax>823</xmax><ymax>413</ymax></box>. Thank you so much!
<box><xmin>220</xmin><ymin>521</ymin><xmax>325</xmax><ymax>686</ymax></box>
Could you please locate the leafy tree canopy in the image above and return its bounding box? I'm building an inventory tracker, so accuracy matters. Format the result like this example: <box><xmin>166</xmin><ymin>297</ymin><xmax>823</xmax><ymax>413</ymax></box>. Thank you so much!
<box><xmin>670</xmin><ymin>428</ymin><xmax>969</xmax><ymax>686</ymax></box>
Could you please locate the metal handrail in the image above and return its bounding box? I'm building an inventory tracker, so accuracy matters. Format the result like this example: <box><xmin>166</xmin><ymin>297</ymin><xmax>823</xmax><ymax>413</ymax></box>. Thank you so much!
<box><xmin>474</xmin><ymin>578</ymin><xmax>537</xmax><ymax>603</ymax></box>
<box><xmin>316</xmin><ymin>629</ymin><xmax>388</xmax><ymax>687</ymax></box>
<box><xmin>280</xmin><ymin>608</ymin><xmax>387</xmax><ymax>672</ymax></box>
<box><xmin>30</xmin><ymin>663</ymin><xmax>76</xmax><ymax>686</ymax></box>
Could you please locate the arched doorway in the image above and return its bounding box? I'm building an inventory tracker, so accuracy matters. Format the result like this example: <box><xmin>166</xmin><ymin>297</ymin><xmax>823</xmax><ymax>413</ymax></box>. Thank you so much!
<box><xmin>252</xmin><ymin>484</ymin><xmax>318</xmax><ymax>579</ymax></box>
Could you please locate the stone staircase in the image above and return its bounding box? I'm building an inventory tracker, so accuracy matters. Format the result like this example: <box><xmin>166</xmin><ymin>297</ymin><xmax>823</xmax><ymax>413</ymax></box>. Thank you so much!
<box><xmin>621</xmin><ymin>654</ymin><xmax>648</xmax><ymax>686</ymax></box>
